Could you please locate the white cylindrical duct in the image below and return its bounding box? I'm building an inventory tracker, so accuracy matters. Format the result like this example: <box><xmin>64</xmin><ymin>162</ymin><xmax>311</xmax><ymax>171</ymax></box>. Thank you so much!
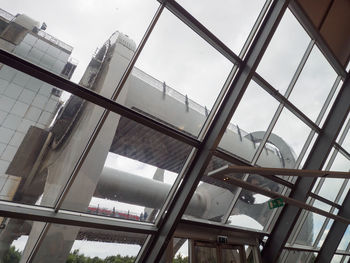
<box><xmin>95</xmin><ymin>166</ymin><xmax>207</xmax><ymax>217</ymax></box>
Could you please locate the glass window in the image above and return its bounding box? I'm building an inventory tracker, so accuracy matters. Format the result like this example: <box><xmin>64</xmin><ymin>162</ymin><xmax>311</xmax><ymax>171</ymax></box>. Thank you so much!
<box><xmin>257</xmin><ymin>107</ymin><xmax>311</xmax><ymax>168</ymax></box>
<box><xmin>316</xmin><ymin>218</ymin><xmax>334</xmax><ymax>248</ymax></box>
<box><xmin>257</xmin><ymin>9</ymin><xmax>311</xmax><ymax>95</ymax></box>
<box><xmin>176</xmin><ymin>0</ymin><xmax>266</xmax><ymax>55</ymax></box>
<box><xmin>294</xmin><ymin>210</ymin><xmax>326</xmax><ymax>247</ymax></box>
<box><xmin>132</xmin><ymin>8</ymin><xmax>232</xmax><ymax>136</ymax></box>
<box><xmin>283</xmin><ymin>250</ymin><xmax>317</xmax><ymax>263</ymax></box>
<box><xmin>1</xmin><ymin>0</ymin><xmax>159</xmax><ymax>84</ymax></box>
<box><xmin>218</xmin><ymin>80</ymin><xmax>279</xmax><ymax>163</ymax></box>
<box><xmin>288</xmin><ymin>46</ymin><xmax>338</xmax><ymax>123</ymax></box>
<box><xmin>337</xmin><ymin>225</ymin><xmax>350</xmax><ymax>251</ymax></box>
<box><xmin>59</xmin><ymin>113</ymin><xmax>192</xmax><ymax>223</ymax></box>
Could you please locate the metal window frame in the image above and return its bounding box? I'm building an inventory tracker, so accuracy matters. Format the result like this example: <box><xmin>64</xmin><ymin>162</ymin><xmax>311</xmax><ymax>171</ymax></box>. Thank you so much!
<box><xmin>262</xmin><ymin>73</ymin><xmax>350</xmax><ymax>262</ymax></box>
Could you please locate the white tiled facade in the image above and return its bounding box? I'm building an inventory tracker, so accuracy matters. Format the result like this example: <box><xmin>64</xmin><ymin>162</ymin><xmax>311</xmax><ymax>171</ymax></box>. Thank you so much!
<box><xmin>0</xmin><ymin>29</ymin><xmax>71</xmax><ymax>185</ymax></box>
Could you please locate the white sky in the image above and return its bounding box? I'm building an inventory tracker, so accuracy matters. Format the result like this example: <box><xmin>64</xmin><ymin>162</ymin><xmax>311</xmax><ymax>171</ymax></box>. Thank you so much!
<box><xmin>1</xmin><ymin>0</ymin><xmax>349</xmax><ymax>259</ymax></box>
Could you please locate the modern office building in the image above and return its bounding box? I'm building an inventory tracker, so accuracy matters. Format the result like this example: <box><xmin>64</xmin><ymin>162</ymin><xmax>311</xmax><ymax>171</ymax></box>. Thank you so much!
<box><xmin>0</xmin><ymin>0</ymin><xmax>349</xmax><ymax>262</ymax></box>
<box><xmin>0</xmin><ymin>9</ymin><xmax>76</xmax><ymax>205</ymax></box>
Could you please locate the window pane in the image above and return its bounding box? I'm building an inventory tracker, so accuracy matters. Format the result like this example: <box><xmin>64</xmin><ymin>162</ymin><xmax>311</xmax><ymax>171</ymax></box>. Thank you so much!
<box><xmin>130</xmin><ymin>9</ymin><xmax>232</xmax><ymax>137</ymax></box>
<box><xmin>61</xmin><ymin>114</ymin><xmax>192</xmax><ymax>223</ymax></box>
<box><xmin>257</xmin><ymin>108</ymin><xmax>311</xmax><ymax>168</ymax></box>
<box><xmin>288</xmin><ymin>46</ymin><xmax>338</xmax><ymax>123</ymax></box>
<box><xmin>257</xmin><ymin>10</ymin><xmax>310</xmax><ymax>95</ymax></box>
<box><xmin>294</xmin><ymin>210</ymin><xmax>326</xmax><ymax>247</ymax></box>
<box><xmin>337</xmin><ymin>225</ymin><xmax>350</xmax><ymax>251</ymax></box>
<box><xmin>176</xmin><ymin>0</ymin><xmax>266</xmax><ymax>55</ymax></box>
<box><xmin>218</xmin><ymin>80</ymin><xmax>279</xmax><ymax>163</ymax></box>
<box><xmin>1</xmin><ymin>0</ymin><xmax>159</xmax><ymax>84</ymax></box>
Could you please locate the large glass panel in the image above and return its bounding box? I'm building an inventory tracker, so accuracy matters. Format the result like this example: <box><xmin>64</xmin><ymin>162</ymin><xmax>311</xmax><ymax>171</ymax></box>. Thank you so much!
<box><xmin>337</xmin><ymin>225</ymin><xmax>350</xmax><ymax>251</ymax></box>
<box><xmin>176</xmin><ymin>0</ymin><xmax>266</xmax><ymax>55</ymax></box>
<box><xmin>131</xmin><ymin>9</ymin><xmax>232</xmax><ymax>136</ymax></box>
<box><xmin>288</xmin><ymin>46</ymin><xmax>338</xmax><ymax>123</ymax></box>
<box><xmin>257</xmin><ymin>9</ymin><xmax>310</xmax><ymax>95</ymax></box>
<box><xmin>0</xmin><ymin>218</ymin><xmax>33</xmax><ymax>262</ymax></box>
<box><xmin>257</xmin><ymin>108</ymin><xmax>311</xmax><ymax>167</ymax></box>
<box><xmin>331</xmin><ymin>255</ymin><xmax>348</xmax><ymax>263</ymax></box>
<box><xmin>60</xmin><ymin>113</ymin><xmax>192</xmax><ymax>223</ymax></box>
<box><xmin>330</xmin><ymin>151</ymin><xmax>349</xmax><ymax>172</ymax></box>
<box><xmin>182</xmin><ymin>156</ymin><xmax>238</xmax><ymax>223</ymax></box>
<box><xmin>294</xmin><ymin>210</ymin><xmax>326</xmax><ymax>247</ymax></box>
<box><xmin>1</xmin><ymin>1</ymin><xmax>159</xmax><ymax>83</ymax></box>
<box><xmin>218</xmin><ymin>80</ymin><xmax>279</xmax><ymax>163</ymax></box>
<box><xmin>227</xmin><ymin>174</ymin><xmax>287</xmax><ymax>231</ymax></box>
<box><xmin>283</xmin><ymin>250</ymin><xmax>316</xmax><ymax>263</ymax></box>
<box><xmin>1</xmin><ymin>220</ymin><xmax>148</xmax><ymax>262</ymax></box>
<box><xmin>0</xmin><ymin>66</ymin><xmax>76</xmax><ymax>208</ymax></box>
<box><xmin>316</xmin><ymin>218</ymin><xmax>334</xmax><ymax>248</ymax></box>
<box><xmin>316</xmin><ymin>178</ymin><xmax>345</xmax><ymax>203</ymax></box>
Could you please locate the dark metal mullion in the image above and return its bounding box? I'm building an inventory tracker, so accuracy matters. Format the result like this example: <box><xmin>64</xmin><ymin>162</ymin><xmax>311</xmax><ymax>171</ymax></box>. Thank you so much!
<box><xmin>250</xmin><ymin>39</ymin><xmax>314</xmax><ymax>166</ymax></box>
<box><xmin>294</xmin><ymin>75</ymin><xmax>341</xmax><ymax>169</ymax></box>
<box><xmin>210</xmin><ymin>172</ymin><xmax>350</xmax><ymax>225</ymax></box>
<box><xmin>288</xmin><ymin>0</ymin><xmax>347</xmax><ymax>78</ymax></box>
<box><xmin>161</xmin><ymin>0</ymin><xmax>242</xmax><ymax>66</ymax></box>
<box><xmin>53</xmin><ymin>3</ymin><xmax>166</xmax><ymax>211</ymax></box>
<box><xmin>262</xmin><ymin>74</ymin><xmax>350</xmax><ymax>262</ymax></box>
<box><xmin>315</xmin><ymin>78</ymin><xmax>350</xmax><ymax>263</ymax></box>
<box><xmin>252</xmin><ymin>40</ymin><xmax>315</xmax><ymax>236</ymax></box>
<box><xmin>138</xmin><ymin>1</ymin><xmax>289</xmax><ymax>261</ymax></box>
<box><xmin>0</xmin><ymin>201</ymin><xmax>157</xmax><ymax>234</ymax></box>
<box><xmin>309</xmin><ymin>192</ymin><xmax>342</xmax><ymax>210</ymax></box>
<box><xmin>0</xmin><ymin>50</ymin><xmax>200</xmax><ymax>148</ymax></box>
<box><xmin>335</xmin><ymin>143</ymin><xmax>350</xmax><ymax>161</ymax></box>
<box><xmin>253</xmin><ymin>73</ymin><xmax>321</xmax><ymax>132</ymax></box>
<box><xmin>239</xmin><ymin>0</ymin><xmax>273</xmax><ymax>59</ymax></box>
<box><xmin>291</xmin><ymin>101</ymin><xmax>348</xmax><ymax>247</ymax></box>
<box><xmin>312</xmin><ymin>178</ymin><xmax>348</xmax><ymax>249</ymax></box>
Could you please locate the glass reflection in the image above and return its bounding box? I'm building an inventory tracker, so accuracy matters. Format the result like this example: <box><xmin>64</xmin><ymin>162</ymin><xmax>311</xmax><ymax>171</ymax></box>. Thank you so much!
<box><xmin>133</xmin><ymin>8</ymin><xmax>232</xmax><ymax>136</ymax></box>
<box><xmin>288</xmin><ymin>46</ymin><xmax>338</xmax><ymax>122</ymax></box>
<box><xmin>283</xmin><ymin>250</ymin><xmax>317</xmax><ymax>263</ymax></box>
<box><xmin>257</xmin><ymin>9</ymin><xmax>310</xmax><ymax>95</ymax></box>
<box><xmin>0</xmin><ymin>221</ymin><xmax>148</xmax><ymax>262</ymax></box>
<box><xmin>176</xmin><ymin>0</ymin><xmax>266</xmax><ymax>55</ymax></box>
<box><xmin>218</xmin><ymin>80</ymin><xmax>279</xmax><ymax>163</ymax></box>
<box><xmin>295</xmin><ymin>210</ymin><xmax>326</xmax><ymax>247</ymax></box>
<box><xmin>258</xmin><ymin>107</ymin><xmax>311</xmax><ymax>167</ymax></box>
<box><xmin>1</xmin><ymin>0</ymin><xmax>159</xmax><ymax>84</ymax></box>
<box><xmin>337</xmin><ymin>225</ymin><xmax>350</xmax><ymax>251</ymax></box>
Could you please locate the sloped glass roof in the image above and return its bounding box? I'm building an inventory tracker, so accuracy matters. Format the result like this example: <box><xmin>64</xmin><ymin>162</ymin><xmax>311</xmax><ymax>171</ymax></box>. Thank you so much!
<box><xmin>0</xmin><ymin>0</ymin><xmax>348</xmax><ymax>262</ymax></box>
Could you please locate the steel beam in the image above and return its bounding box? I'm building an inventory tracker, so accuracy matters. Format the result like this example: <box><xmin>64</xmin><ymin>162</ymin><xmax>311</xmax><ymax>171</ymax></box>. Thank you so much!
<box><xmin>316</xmin><ymin>160</ymin><xmax>350</xmax><ymax>258</ymax></box>
<box><xmin>138</xmin><ymin>1</ymin><xmax>289</xmax><ymax>262</ymax></box>
<box><xmin>0</xmin><ymin>50</ymin><xmax>200</xmax><ymax>149</ymax></box>
<box><xmin>262</xmin><ymin>74</ymin><xmax>350</xmax><ymax>262</ymax></box>
<box><xmin>222</xmin><ymin>165</ymin><xmax>350</xmax><ymax>179</ymax></box>
<box><xmin>0</xmin><ymin>201</ymin><xmax>157</xmax><ymax>235</ymax></box>
<box><xmin>209</xmin><ymin>169</ymin><xmax>350</xmax><ymax>225</ymax></box>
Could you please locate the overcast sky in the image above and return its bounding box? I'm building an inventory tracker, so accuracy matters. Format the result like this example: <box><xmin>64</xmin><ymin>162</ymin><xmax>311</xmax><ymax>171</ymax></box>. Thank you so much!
<box><xmin>1</xmin><ymin>0</ymin><xmax>349</xmax><ymax>259</ymax></box>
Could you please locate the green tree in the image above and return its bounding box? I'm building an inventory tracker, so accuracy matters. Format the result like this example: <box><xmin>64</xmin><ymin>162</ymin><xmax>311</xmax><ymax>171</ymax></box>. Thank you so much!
<box><xmin>3</xmin><ymin>246</ymin><xmax>21</xmax><ymax>263</ymax></box>
<box><xmin>173</xmin><ymin>253</ymin><xmax>188</xmax><ymax>263</ymax></box>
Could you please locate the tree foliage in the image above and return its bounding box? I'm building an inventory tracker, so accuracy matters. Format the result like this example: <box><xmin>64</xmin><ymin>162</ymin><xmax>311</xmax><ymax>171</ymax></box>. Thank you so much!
<box><xmin>3</xmin><ymin>246</ymin><xmax>21</xmax><ymax>263</ymax></box>
<box><xmin>4</xmin><ymin>247</ymin><xmax>189</xmax><ymax>263</ymax></box>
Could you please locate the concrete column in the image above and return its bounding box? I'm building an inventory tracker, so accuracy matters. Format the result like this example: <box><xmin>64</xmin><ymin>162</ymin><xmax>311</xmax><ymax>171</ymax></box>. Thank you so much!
<box><xmin>20</xmin><ymin>34</ymin><xmax>135</xmax><ymax>263</ymax></box>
